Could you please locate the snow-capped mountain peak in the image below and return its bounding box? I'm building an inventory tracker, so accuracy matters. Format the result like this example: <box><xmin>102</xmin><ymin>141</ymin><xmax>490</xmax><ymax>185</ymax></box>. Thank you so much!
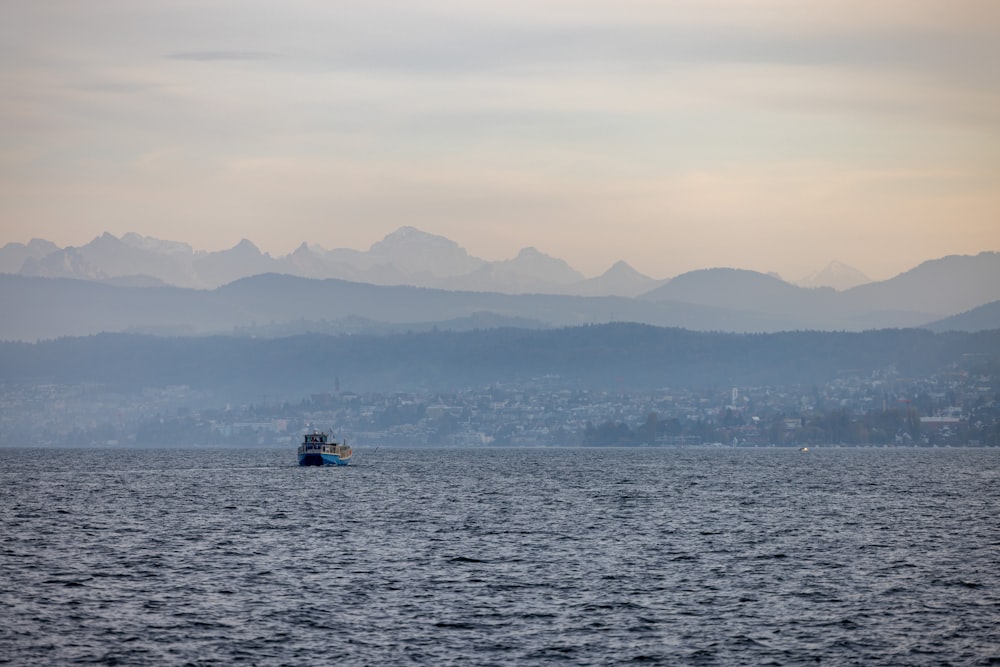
<box><xmin>796</xmin><ymin>261</ymin><xmax>871</xmax><ymax>291</ymax></box>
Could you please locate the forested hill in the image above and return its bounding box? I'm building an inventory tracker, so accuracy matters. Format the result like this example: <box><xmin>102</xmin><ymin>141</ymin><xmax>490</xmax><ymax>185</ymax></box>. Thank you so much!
<box><xmin>1</xmin><ymin>325</ymin><xmax>997</xmax><ymax>396</ymax></box>
<box><xmin>5</xmin><ymin>254</ymin><xmax>1000</xmax><ymax>341</ymax></box>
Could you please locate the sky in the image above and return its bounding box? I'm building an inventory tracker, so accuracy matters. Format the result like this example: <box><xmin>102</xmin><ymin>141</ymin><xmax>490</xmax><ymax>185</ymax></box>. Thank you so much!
<box><xmin>1</xmin><ymin>1</ymin><xmax>998</xmax><ymax>281</ymax></box>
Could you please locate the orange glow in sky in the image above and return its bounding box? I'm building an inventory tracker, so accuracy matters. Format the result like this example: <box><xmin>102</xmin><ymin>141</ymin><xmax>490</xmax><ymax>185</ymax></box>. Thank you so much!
<box><xmin>1</xmin><ymin>0</ymin><xmax>998</xmax><ymax>280</ymax></box>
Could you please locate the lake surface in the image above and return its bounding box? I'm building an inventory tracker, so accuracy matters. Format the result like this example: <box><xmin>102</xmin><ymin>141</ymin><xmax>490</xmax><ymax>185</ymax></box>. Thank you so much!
<box><xmin>1</xmin><ymin>447</ymin><xmax>998</xmax><ymax>665</ymax></box>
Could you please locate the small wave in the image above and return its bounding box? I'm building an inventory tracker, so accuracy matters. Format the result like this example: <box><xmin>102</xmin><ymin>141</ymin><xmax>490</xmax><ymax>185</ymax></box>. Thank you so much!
<box><xmin>433</xmin><ymin>620</ymin><xmax>481</xmax><ymax>630</ymax></box>
<box><xmin>41</xmin><ymin>579</ymin><xmax>89</xmax><ymax>587</ymax></box>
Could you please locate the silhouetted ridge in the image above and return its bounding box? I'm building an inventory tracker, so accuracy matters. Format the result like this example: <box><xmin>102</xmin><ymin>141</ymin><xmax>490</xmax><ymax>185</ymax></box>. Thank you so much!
<box><xmin>1</xmin><ymin>325</ymin><xmax>996</xmax><ymax>395</ymax></box>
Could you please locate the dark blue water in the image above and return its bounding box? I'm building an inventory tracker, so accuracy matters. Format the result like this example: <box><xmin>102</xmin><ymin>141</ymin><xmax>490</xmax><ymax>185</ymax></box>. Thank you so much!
<box><xmin>2</xmin><ymin>447</ymin><xmax>998</xmax><ymax>665</ymax></box>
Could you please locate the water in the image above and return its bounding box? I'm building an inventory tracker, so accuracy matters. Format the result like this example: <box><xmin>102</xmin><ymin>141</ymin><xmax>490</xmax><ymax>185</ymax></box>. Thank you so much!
<box><xmin>2</xmin><ymin>447</ymin><xmax>998</xmax><ymax>665</ymax></box>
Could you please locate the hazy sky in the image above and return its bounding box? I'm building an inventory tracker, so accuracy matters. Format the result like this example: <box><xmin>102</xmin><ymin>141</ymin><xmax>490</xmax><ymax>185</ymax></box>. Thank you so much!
<box><xmin>2</xmin><ymin>1</ymin><xmax>998</xmax><ymax>280</ymax></box>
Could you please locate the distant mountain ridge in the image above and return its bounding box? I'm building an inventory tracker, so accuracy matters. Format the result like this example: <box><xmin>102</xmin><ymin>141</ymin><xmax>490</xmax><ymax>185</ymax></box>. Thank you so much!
<box><xmin>3</xmin><ymin>250</ymin><xmax>1000</xmax><ymax>341</ymax></box>
<box><xmin>1</xmin><ymin>229</ymin><xmax>998</xmax><ymax>339</ymax></box>
<box><xmin>924</xmin><ymin>300</ymin><xmax>1000</xmax><ymax>333</ymax></box>
<box><xmin>638</xmin><ymin>255</ymin><xmax>1000</xmax><ymax>331</ymax></box>
<box><xmin>568</xmin><ymin>260</ymin><xmax>664</xmax><ymax>297</ymax></box>
<box><xmin>1</xmin><ymin>227</ymin><xmax>606</xmax><ymax>295</ymax></box>
<box><xmin>2</xmin><ymin>325</ymin><xmax>997</xmax><ymax>395</ymax></box>
<box><xmin>795</xmin><ymin>261</ymin><xmax>871</xmax><ymax>291</ymax></box>
<box><xmin>0</xmin><ymin>227</ymin><xmax>877</xmax><ymax>296</ymax></box>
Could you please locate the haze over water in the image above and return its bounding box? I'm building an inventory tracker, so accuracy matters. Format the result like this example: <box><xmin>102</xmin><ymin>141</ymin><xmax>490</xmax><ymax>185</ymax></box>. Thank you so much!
<box><xmin>2</xmin><ymin>446</ymin><xmax>997</xmax><ymax>665</ymax></box>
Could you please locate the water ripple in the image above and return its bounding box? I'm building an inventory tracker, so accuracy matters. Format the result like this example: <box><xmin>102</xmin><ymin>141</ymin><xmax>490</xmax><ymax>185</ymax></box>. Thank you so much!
<box><xmin>1</xmin><ymin>446</ymin><xmax>998</xmax><ymax>665</ymax></box>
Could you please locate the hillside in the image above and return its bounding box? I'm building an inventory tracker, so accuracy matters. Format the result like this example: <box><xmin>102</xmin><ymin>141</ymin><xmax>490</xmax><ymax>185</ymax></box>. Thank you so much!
<box><xmin>1</xmin><ymin>325</ymin><xmax>997</xmax><ymax>396</ymax></box>
<box><xmin>5</xmin><ymin>253</ymin><xmax>1000</xmax><ymax>341</ymax></box>
<box><xmin>0</xmin><ymin>274</ymin><xmax>792</xmax><ymax>341</ymax></box>
<box><xmin>924</xmin><ymin>301</ymin><xmax>1000</xmax><ymax>333</ymax></box>
<box><xmin>6</xmin><ymin>229</ymin><xmax>994</xmax><ymax>303</ymax></box>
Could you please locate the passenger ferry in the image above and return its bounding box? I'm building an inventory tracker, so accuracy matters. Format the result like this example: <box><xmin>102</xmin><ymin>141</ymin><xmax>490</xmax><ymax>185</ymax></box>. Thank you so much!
<box><xmin>298</xmin><ymin>431</ymin><xmax>352</xmax><ymax>466</ymax></box>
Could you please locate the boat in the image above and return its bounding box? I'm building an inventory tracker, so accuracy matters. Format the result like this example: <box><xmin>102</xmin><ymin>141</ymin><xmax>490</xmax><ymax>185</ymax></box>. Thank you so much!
<box><xmin>298</xmin><ymin>430</ymin><xmax>352</xmax><ymax>466</ymax></box>
<box><xmin>799</xmin><ymin>447</ymin><xmax>809</xmax><ymax>452</ymax></box>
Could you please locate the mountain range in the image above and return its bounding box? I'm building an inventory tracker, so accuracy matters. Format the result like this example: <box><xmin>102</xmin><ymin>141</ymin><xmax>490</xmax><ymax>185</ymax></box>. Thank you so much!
<box><xmin>1</xmin><ymin>228</ymin><xmax>998</xmax><ymax>340</ymax></box>
<box><xmin>1</xmin><ymin>227</ymin><xmax>872</xmax><ymax>296</ymax></box>
<box><xmin>0</xmin><ymin>228</ymin><xmax>609</xmax><ymax>294</ymax></box>
<box><xmin>1</xmin><ymin>248</ymin><xmax>999</xmax><ymax>341</ymax></box>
